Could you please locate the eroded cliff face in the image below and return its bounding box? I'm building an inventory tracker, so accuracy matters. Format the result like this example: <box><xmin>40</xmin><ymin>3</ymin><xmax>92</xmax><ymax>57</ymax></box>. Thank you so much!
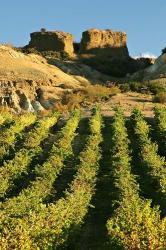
<box><xmin>131</xmin><ymin>53</ymin><xmax>166</xmax><ymax>81</ymax></box>
<box><xmin>0</xmin><ymin>28</ymin><xmax>157</xmax><ymax>112</ymax></box>
<box><xmin>77</xmin><ymin>29</ymin><xmax>131</xmax><ymax>77</ymax></box>
<box><xmin>28</xmin><ymin>31</ymin><xmax>74</xmax><ymax>55</ymax></box>
<box><xmin>0</xmin><ymin>45</ymin><xmax>81</xmax><ymax>112</ymax></box>
<box><xmin>0</xmin><ymin>45</ymin><xmax>112</xmax><ymax>112</ymax></box>
<box><xmin>26</xmin><ymin>28</ymin><xmax>136</xmax><ymax>77</ymax></box>
<box><xmin>79</xmin><ymin>29</ymin><xmax>129</xmax><ymax>58</ymax></box>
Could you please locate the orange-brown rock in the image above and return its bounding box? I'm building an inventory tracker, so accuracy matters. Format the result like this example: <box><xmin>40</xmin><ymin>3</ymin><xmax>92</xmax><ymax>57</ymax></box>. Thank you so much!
<box><xmin>79</xmin><ymin>29</ymin><xmax>129</xmax><ymax>58</ymax></box>
<box><xmin>28</xmin><ymin>30</ymin><xmax>74</xmax><ymax>55</ymax></box>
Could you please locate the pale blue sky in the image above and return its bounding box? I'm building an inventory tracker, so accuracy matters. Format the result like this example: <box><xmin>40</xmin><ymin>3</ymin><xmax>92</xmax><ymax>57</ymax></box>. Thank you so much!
<box><xmin>0</xmin><ymin>0</ymin><xmax>165</xmax><ymax>57</ymax></box>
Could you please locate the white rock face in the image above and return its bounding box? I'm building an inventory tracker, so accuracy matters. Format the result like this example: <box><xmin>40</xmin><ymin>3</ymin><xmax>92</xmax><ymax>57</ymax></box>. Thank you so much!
<box><xmin>32</xmin><ymin>101</ymin><xmax>44</xmax><ymax>112</ymax></box>
<box><xmin>23</xmin><ymin>97</ymin><xmax>35</xmax><ymax>112</ymax></box>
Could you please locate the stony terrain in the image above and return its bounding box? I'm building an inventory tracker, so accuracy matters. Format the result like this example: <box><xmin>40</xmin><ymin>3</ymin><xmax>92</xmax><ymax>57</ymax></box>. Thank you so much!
<box><xmin>0</xmin><ymin>28</ymin><xmax>166</xmax><ymax>113</ymax></box>
<box><xmin>0</xmin><ymin>44</ymin><xmax>111</xmax><ymax>112</ymax></box>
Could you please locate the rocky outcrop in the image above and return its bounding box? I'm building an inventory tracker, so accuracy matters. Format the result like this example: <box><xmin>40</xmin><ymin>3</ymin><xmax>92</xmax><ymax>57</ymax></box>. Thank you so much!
<box><xmin>131</xmin><ymin>53</ymin><xmax>166</xmax><ymax>81</ymax></box>
<box><xmin>79</xmin><ymin>29</ymin><xmax>129</xmax><ymax>58</ymax></box>
<box><xmin>16</xmin><ymin>90</ymin><xmax>35</xmax><ymax>112</ymax></box>
<box><xmin>1</xmin><ymin>43</ymin><xmax>105</xmax><ymax>112</ymax></box>
<box><xmin>78</xmin><ymin>29</ymin><xmax>131</xmax><ymax>77</ymax></box>
<box><xmin>0</xmin><ymin>88</ymin><xmax>21</xmax><ymax>112</ymax></box>
<box><xmin>32</xmin><ymin>101</ymin><xmax>44</xmax><ymax>112</ymax></box>
<box><xmin>28</xmin><ymin>30</ymin><xmax>74</xmax><ymax>55</ymax></box>
<box><xmin>0</xmin><ymin>45</ymin><xmax>96</xmax><ymax>112</ymax></box>
<box><xmin>144</xmin><ymin>53</ymin><xmax>166</xmax><ymax>77</ymax></box>
<box><xmin>26</xmin><ymin>28</ymin><xmax>148</xmax><ymax>77</ymax></box>
<box><xmin>47</xmin><ymin>59</ymin><xmax>111</xmax><ymax>82</ymax></box>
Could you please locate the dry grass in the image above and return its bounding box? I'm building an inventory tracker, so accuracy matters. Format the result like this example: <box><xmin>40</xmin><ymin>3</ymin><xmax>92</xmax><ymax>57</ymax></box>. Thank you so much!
<box><xmin>57</xmin><ymin>84</ymin><xmax>121</xmax><ymax>111</ymax></box>
<box><xmin>83</xmin><ymin>84</ymin><xmax>120</xmax><ymax>102</ymax></box>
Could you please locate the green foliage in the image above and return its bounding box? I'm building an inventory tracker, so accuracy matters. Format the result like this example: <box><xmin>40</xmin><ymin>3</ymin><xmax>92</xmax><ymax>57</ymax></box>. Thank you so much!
<box><xmin>0</xmin><ymin>110</ymin><xmax>80</xmax><ymax>217</ymax></box>
<box><xmin>119</xmin><ymin>83</ymin><xmax>131</xmax><ymax>92</ymax></box>
<box><xmin>15</xmin><ymin>47</ymin><xmax>71</xmax><ymax>61</ymax></box>
<box><xmin>15</xmin><ymin>46</ymin><xmax>41</xmax><ymax>55</ymax></box>
<box><xmin>41</xmin><ymin>50</ymin><xmax>71</xmax><ymax>60</ymax></box>
<box><xmin>153</xmin><ymin>92</ymin><xmax>166</xmax><ymax>103</ymax></box>
<box><xmin>0</xmin><ymin>112</ymin><xmax>13</xmax><ymax>126</ymax></box>
<box><xmin>0</xmin><ymin>113</ymin><xmax>36</xmax><ymax>161</ymax></box>
<box><xmin>23</xmin><ymin>115</ymin><xmax>58</xmax><ymax>149</ymax></box>
<box><xmin>0</xmin><ymin>115</ymin><xmax>4</xmax><ymax>126</ymax></box>
<box><xmin>154</xmin><ymin>106</ymin><xmax>166</xmax><ymax>132</ymax></box>
<box><xmin>0</xmin><ymin>115</ymin><xmax>59</xmax><ymax>198</ymax></box>
<box><xmin>63</xmin><ymin>85</ymin><xmax>121</xmax><ymax>110</ymax></box>
<box><xmin>0</xmin><ymin>108</ymin><xmax>102</xmax><ymax>249</ymax></box>
<box><xmin>107</xmin><ymin>106</ymin><xmax>166</xmax><ymax>250</ymax></box>
<box><xmin>131</xmin><ymin>108</ymin><xmax>166</xmax><ymax>209</ymax></box>
<box><xmin>154</xmin><ymin>105</ymin><xmax>166</xmax><ymax>156</ymax></box>
<box><xmin>107</xmin><ymin>198</ymin><xmax>165</xmax><ymax>250</ymax></box>
<box><xmin>0</xmin><ymin>109</ymin><xmax>166</xmax><ymax>250</ymax></box>
<box><xmin>119</xmin><ymin>81</ymin><xmax>166</xmax><ymax>94</ymax></box>
<box><xmin>148</xmin><ymin>82</ymin><xmax>166</xmax><ymax>95</ymax></box>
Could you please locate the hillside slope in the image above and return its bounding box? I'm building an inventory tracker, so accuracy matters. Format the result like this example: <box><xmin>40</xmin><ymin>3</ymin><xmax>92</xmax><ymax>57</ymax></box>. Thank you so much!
<box><xmin>131</xmin><ymin>53</ymin><xmax>166</xmax><ymax>84</ymax></box>
<box><xmin>0</xmin><ymin>45</ymin><xmax>110</xmax><ymax>112</ymax></box>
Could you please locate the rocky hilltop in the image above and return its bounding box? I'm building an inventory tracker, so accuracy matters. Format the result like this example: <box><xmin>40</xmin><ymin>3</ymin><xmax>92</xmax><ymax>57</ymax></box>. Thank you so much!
<box><xmin>25</xmin><ymin>28</ymin><xmax>152</xmax><ymax>76</ymax></box>
<box><xmin>29</xmin><ymin>30</ymin><xmax>74</xmax><ymax>55</ymax></box>
<box><xmin>79</xmin><ymin>29</ymin><xmax>152</xmax><ymax>76</ymax></box>
<box><xmin>0</xmin><ymin>27</ymin><xmax>164</xmax><ymax>112</ymax></box>
<box><xmin>79</xmin><ymin>29</ymin><xmax>128</xmax><ymax>57</ymax></box>
<box><xmin>27</xmin><ymin>28</ymin><xmax>129</xmax><ymax>58</ymax></box>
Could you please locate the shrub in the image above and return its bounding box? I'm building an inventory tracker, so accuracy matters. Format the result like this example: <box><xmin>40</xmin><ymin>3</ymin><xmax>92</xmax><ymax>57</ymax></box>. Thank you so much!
<box><xmin>84</xmin><ymin>84</ymin><xmax>120</xmax><ymax>102</ymax></box>
<box><xmin>119</xmin><ymin>83</ymin><xmax>131</xmax><ymax>92</ymax></box>
<box><xmin>41</xmin><ymin>50</ymin><xmax>61</xmax><ymax>58</ymax></box>
<box><xmin>148</xmin><ymin>82</ymin><xmax>166</xmax><ymax>94</ymax></box>
<box><xmin>60</xmin><ymin>51</ymin><xmax>71</xmax><ymax>60</ymax></box>
<box><xmin>14</xmin><ymin>47</ymin><xmax>42</xmax><ymax>55</ymax></box>
<box><xmin>63</xmin><ymin>93</ymin><xmax>84</xmax><ymax>110</ymax></box>
<box><xmin>58</xmin><ymin>84</ymin><xmax>120</xmax><ymax>111</ymax></box>
<box><xmin>130</xmin><ymin>82</ymin><xmax>143</xmax><ymax>92</ymax></box>
<box><xmin>109</xmin><ymin>85</ymin><xmax>121</xmax><ymax>95</ymax></box>
<box><xmin>118</xmin><ymin>81</ymin><xmax>166</xmax><ymax>94</ymax></box>
<box><xmin>41</xmin><ymin>50</ymin><xmax>70</xmax><ymax>60</ymax></box>
<box><xmin>14</xmin><ymin>47</ymin><xmax>71</xmax><ymax>61</ymax></box>
<box><xmin>153</xmin><ymin>92</ymin><xmax>166</xmax><ymax>103</ymax></box>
